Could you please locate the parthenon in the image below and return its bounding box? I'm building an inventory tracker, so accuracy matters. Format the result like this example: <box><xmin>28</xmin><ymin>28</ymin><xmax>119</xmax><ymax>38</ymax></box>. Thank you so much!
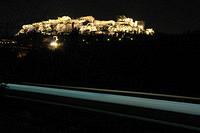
<box><xmin>16</xmin><ymin>15</ymin><xmax>154</xmax><ymax>36</ymax></box>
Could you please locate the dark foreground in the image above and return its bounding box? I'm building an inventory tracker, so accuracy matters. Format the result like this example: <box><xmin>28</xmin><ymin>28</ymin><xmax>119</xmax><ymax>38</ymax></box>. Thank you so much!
<box><xmin>1</xmin><ymin>32</ymin><xmax>200</xmax><ymax>132</ymax></box>
<box><xmin>0</xmin><ymin>96</ymin><xmax>198</xmax><ymax>133</ymax></box>
<box><xmin>1</xmin><ymin>32</ymin><xmax>200</xmax><ymax>97</ymax></box>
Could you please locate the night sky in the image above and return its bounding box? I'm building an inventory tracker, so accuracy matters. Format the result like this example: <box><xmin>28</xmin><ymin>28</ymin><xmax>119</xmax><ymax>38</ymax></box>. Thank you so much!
<box><xmin>0</xmin><ymin>0</ymin><xmax>200</xmax><ymax>34</ymax></box>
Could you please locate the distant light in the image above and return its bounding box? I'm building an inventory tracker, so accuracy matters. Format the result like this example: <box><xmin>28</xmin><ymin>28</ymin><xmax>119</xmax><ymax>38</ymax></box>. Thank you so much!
<box><xmin>118</xmin><ymin>38</ymin><xmax>122</xmax><ymax>41</ymax></box>
<box><xmin>130</xmin><ymin>38</ymin><xmax>133</xmax><ymax>40</ymax></box>
<box><xmin>107</xmin><ymin>38</ymin><xmax>110</xmax><ymax>41</ymax></box>
<box><xmin>50</xmin><ymin>41</ymin><xmax>58</xmax><ymax>47</ymax></box>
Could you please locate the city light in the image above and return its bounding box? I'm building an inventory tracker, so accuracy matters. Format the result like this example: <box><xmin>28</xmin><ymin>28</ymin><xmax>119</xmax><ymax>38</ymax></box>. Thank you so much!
<box><xmin>48</xmin><ymin>36</ymin><xmax>62</xmax><ymax>49</ymax></box>
<box><xmin>50</xmin><ymin>41</ymin><xmax>58</xmax><ymax>47</ymax></box>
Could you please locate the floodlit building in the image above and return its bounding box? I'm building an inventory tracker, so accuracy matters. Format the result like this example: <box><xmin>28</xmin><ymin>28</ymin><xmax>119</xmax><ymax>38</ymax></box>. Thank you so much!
<box><xmin>16</xmin><ymin>15</ymin><xmax>154</xmax><ymax>36</ymax></box>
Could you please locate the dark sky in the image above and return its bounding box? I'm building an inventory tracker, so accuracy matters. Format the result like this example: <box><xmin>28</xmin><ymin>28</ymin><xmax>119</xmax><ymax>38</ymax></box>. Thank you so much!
<box><xmin>0</xmin><ymin>0</ymin><xmax>200</xmax><ymax>34</ymax></box>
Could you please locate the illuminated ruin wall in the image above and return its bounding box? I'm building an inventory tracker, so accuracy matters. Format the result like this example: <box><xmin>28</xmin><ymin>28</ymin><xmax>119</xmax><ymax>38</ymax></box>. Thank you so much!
<box><xmin>16</xmin><ymin>16</ymin><xmax>154</xmax><ymax>36</ymax></box>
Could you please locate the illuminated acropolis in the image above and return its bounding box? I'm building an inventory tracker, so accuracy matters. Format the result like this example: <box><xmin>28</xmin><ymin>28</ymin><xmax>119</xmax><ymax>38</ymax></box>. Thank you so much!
<box><xmin>16</xmin><ymin>15</ymin><xmax>154</xmax><ymax>36</ymax></box>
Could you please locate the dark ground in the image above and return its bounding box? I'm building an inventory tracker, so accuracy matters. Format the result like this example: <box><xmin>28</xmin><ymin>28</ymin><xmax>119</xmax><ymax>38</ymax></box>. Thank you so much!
<box><xmin>1</xmin><ymin>32</ymin><xmax>200</xmax><ymax>97</ymax></box>
<box><xmin>0</xmin><ymin>96</ymin><xmax>197</xmax><ymax>133</ymax></box>
<box><xmin>1</xmin><ymin>32</ymin><xmax>200</xmax><ymax>132</ymax></box>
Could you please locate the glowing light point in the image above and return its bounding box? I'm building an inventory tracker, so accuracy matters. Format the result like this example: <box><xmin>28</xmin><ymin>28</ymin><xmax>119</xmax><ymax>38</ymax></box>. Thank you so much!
<box><xmin>50</xmin><ymin>41</ymin><xmax>58</xmax><ymax>47</ymax></box>
<box><xmin>118</xmin><ymin>38</ymin><xmax>122</xmax><ymax>41</ymax></box>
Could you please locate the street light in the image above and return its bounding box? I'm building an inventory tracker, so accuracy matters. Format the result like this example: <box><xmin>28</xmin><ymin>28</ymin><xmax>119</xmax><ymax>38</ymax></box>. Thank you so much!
<box><xmin>49</xmin><ymin>41</ymin><xmax>60</xmax><ymax>49</ymax></box>
<box><xmin>50</xmin><ymin>41</ymin><xmax>58</xmax><ymax>47</ymax></box>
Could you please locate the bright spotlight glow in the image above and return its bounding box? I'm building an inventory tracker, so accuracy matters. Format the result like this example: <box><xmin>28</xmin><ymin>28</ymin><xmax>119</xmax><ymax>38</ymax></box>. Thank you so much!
<box><xmin>50</xmin><ymin>41</ymin><xmax>58</xmax><ymax>47</ymax></box>
<box><xmin>49</xmin><ymin>41</ymin><xmax>61</xmax><ymax>49</ymax></box>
